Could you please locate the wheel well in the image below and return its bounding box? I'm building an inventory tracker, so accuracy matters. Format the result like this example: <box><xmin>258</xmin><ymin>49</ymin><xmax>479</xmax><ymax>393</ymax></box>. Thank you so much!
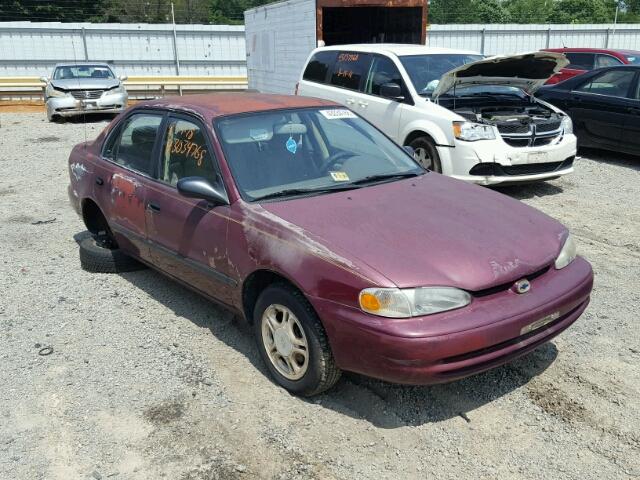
<box><xmin>242</xmin><ymin>270</ymin><xmax>299</xmax><ymax>323</ymax></box>
<box><xmin>81</xmin><ymin>199</ymin><xmax>109</xmax><ymax>235</ymax></box>
<box><xmin>404</xmin><ymin>131</ymin><xmax>436</xmax><ymax>147</ymax></box>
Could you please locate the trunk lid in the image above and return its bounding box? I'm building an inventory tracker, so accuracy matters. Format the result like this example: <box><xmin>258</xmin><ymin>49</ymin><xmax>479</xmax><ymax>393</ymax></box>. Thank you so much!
<box><xmin>432</xmin><ymin>51</ymin><xmax>569</xmax><ymax>99</ymax></box>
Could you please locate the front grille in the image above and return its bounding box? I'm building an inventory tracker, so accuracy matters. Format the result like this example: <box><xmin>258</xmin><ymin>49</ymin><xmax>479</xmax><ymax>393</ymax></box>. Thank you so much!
<box><xmin>535</xmin><ymin>120</ymin><xmax>561</xmax><ymax>133</ymax></box>
<box><xmin>504</xmin><ymin>138</ymin><xmax>530</xmax><ymax>148</ymax></box>
<box><xmin>473</xmin><ymin>265</ymin><xmax>551</xmax><ymax>298</ymax></box>
<box><xmin>70</xmin><ymin>89</ymin><xmax>104</xmax><ymax>100</ymax></box>
<box><xmin>497</xmin><ymin>123</ymin><xmax>530</xmax><ymax>134</ymax></box>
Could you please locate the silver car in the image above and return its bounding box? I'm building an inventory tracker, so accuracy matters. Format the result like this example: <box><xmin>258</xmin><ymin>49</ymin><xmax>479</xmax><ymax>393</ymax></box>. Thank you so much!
<box><xmin>41</xmin><ymin>63</ymin><xmax>128</xmax><ymax>122</ymax></box>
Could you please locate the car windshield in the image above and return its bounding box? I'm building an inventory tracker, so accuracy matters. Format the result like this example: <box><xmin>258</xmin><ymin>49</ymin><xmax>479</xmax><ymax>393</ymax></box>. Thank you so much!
<box><xmin>624</xmin><ymin>54</ymin><xmax>640</xmax><ymax>65</ymax></box>
<box><xmin>399</xmin><ymin>54</ymin><xmax>484</xmax><ymax>96</ymax></box>
<box><xmin>53</xmin><ymin>65</ymin><xmax>115</xmax><ymax>80</ymax></box>
<box><xmin>215</xmin><ymin>107</ymin><xmax>423</xmax><ymax>202</ymax></box>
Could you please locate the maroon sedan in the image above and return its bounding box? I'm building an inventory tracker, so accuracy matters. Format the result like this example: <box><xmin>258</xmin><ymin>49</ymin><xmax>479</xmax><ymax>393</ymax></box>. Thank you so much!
<box><xmin>544</xmin><ymin>47</ymin><xmax>640</xmax><ymax>84</ymax></box>
<box><xmin>68</xmin><ymin>94</ymin><xmax>593</xmax><ymax>396</ymax></box>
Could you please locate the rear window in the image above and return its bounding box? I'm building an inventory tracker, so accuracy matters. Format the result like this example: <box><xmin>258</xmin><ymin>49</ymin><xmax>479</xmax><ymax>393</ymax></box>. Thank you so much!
<box><xmin>303</xmin><ymin>51</ymin><xmax>337</xmax><ymax>84</ymax></box>
<box><xmin>565</xmin><ymin>53</ymin><xmax>595</xmax><ymax>70</ymax></box>
<box><xmin>329</xmin><ymin>52</ymin><xmax>372</xmax><ymax>91</ymax></box>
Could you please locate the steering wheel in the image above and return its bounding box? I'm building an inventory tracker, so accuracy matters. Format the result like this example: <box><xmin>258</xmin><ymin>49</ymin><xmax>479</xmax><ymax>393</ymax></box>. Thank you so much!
<box><xmin>321</xmin><ymin>150</ymin><xmax>355</xmax><ymax>174</ymax></box>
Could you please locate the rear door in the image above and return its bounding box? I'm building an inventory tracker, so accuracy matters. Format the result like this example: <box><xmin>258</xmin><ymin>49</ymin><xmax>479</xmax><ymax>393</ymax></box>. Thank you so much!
<box><xmin>144</xmin><ymin>113</ymin><xmax>235</xmax><ymax>305</ymax></box>
<box><xmin>569</xmin><ymin>68</ymin><xmax>636</xmax><ymax>148</ymax></box>
<box><xmin>99</xmin><ymin>111</ymin><xmax>165</xmax><ymax>261</ymax></box>
<box><xmin>356</xmin><ymin>54</ymin><xmax>408</xmax><ymax>142</ymax></box>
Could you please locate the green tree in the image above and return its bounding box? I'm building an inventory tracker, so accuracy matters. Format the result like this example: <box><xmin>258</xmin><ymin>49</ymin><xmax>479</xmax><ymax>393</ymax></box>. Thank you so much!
<box><xmin>552</xmin><ymin>0</ymin><xmax>617</xmax><ymax>23</ymax></box>
<box><xmin>507</xmin><ymin>0</ymin><xmax>554</xmax><ymax>23</ymax></box>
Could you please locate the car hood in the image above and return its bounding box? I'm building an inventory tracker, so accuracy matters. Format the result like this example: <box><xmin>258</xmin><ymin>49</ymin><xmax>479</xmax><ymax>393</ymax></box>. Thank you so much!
<box><xmin>259</xmin><ymin>174</ymin><xmax>567</xmax><ymax>291</ymax></box>
<box><xmin>50</xmin><ymin>78</ymin><xmax>120</xmax><ymax>90</ymax></box>
<box><xmin>432</xmin><ymin>51</ymin><xmax>569</xmax><ymax>99</ymax></box>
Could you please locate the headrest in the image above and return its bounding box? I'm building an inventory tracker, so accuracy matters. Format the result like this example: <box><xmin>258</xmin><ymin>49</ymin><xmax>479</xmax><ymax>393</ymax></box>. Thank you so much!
<box><xmin>219</xmin><ymin>118</ymin><xmax>274</xmax><ymax>144</ymax></box>
<box><xmin>131</xmin><ymin>125</ymin><xmax>157</xmax><ymax>146</ymax></box>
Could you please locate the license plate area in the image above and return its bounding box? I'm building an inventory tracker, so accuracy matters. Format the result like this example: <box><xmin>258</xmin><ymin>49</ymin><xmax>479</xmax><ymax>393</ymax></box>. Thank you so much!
<box><xmin>520</xmin><ymin>311</ymin><xmax>560</xmax><ymax>335</ymax></box>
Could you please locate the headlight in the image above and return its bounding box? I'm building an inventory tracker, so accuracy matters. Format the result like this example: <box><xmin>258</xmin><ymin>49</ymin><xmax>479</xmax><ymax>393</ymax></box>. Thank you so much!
<box><xmin>452</xmin><ymin>121</ymin><xmax>496</xmax><ymax>141</ymax></box>
<box><xmin>561</xmin><ymin>116</ymin><xmax>573</xmax><ymax>134</ymax></box>
<box><xmin>109</xmin><ymin>84</ymin><xmax>126</xmax><ymax>94</ymax></box>
<box><xmin>359</xmin><ymin>286</ymin><xmax>471</xmax><ymax>318</ymax></box>
<box><xmin>555</xmin><ymin>233</ymin><xmax>577</xmax><ymax>269</ymax></box>
<box><xmin>46</xmin><ymin>85</ymin><xmax>68</xmax><ymax>98</ymax></box>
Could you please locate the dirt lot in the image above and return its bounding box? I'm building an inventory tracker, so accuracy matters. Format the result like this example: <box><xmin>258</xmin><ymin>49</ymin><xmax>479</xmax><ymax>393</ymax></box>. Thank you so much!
<box><xmin>1</xmin><ymin>113</ymin><xmax>638</xmax><ymax>480</ymax></box>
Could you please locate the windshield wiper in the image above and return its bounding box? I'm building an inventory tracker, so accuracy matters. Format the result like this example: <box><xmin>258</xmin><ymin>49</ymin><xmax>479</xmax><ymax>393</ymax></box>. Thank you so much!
<box><xmin>349</xmin><ymin>171</ymin><xmax>423</xmax><ymax>186</ymax></box>
<box><xmin>252</xmin><ymin>184</ymin><xmax>361</xmax><ymax>201</ymax></box>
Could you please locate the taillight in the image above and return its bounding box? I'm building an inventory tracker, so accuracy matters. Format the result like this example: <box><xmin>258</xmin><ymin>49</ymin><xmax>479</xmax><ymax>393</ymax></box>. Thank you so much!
<box><xmin>294</xmin><ymin>82</ymin><xmax>299</xmax><ymax>95</ymax></box>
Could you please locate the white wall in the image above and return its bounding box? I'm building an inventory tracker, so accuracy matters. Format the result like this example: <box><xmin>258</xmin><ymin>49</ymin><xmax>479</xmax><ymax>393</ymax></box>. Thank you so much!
<box><xmin>244</xmin><ymin>0</ymin><xmax>317</xmax><ymax>94</ymax></box>
<box><xmin>0</xmin><ymin>21</ymin><xmax>246</xmax><ymax>77</ymax></box>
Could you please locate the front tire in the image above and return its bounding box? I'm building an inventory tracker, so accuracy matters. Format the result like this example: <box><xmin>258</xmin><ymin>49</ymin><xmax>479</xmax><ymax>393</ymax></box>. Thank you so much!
<box><xmin>253</xmin><ymin>284</ymin><xmax>341</xmax><ymax>396</ymax></box>
<box><xmin>409</xmin><ymin>136</ymin><xmax>442</xmax><ymax>173</ymax></box>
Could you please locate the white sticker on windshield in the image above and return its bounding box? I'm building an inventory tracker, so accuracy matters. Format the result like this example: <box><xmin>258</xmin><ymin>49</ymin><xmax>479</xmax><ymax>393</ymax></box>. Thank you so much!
<box><xmin>320</xmin><ymin>109</ymin><xmax>357</xmax><ymax>120</ymax></box>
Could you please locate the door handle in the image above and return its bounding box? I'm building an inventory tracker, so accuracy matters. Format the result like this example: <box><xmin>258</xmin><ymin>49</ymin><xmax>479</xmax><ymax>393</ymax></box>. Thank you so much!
<box><xmin>147</xmin><ymin>202</ymin><xmax>161</xmax><ymax>212</ymax></box>
<box><xmin>358</xmin><ymin>101</ymin><xmax>368</xmax><ymax>107</ymax></box>
<box><xmin>627</xmin><ymin>107</ymin><xmax>640</xmax><ymax>115</ymax></box>
<box><xmin>95</xmin><ymin>177</ymin><xmax>104</xmax><ymax>186</ymax></box>
<box><xmin>345</xmin><ymin>98</ymin><xmax>355</xmax><ymax>105</ymax></box>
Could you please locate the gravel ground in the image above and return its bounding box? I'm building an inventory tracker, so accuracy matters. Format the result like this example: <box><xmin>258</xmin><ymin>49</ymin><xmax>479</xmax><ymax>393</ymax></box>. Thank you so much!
<box><xmin>1</xmin><ymin>113</ymin><xmax>639</xmax><ymax>480</ymax></box>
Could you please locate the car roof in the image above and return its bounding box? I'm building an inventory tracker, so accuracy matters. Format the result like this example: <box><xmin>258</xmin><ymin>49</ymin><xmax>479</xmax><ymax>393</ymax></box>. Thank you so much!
<box><xmin>315</xmin><ymin>43</ymin><xmax>481</xmax><ymax>57</ymax></box>
<box><xmin>543</xmin><ymin>48</ymin><xmax>640</xmax><ymax>56</ymax></box>
<box><xmin>134</xmin><ymin>93</ymin><xmax>339</xmax><ymax>119</ymax></box>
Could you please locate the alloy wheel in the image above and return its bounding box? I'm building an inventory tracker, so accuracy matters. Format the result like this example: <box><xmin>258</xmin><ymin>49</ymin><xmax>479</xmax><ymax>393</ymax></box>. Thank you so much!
<box><xmin>261</xmin><ymin>304</ymin><xmax>309</xmax><ymax>380</ymax></box>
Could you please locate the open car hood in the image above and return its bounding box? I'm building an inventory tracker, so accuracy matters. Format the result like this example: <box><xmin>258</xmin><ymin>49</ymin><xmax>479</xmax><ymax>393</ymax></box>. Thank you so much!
<box><xmin>432</xmin><ymin>51</ymin><xmax>568</xmax><ymax>99</ymax></box>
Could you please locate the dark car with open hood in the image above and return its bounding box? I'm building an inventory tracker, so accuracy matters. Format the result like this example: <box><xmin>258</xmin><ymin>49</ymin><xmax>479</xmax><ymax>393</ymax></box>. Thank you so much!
<box><xmin>67</xmin><ymin>93</ymin><xmax>593</xmax><ymax>396</ymax></box>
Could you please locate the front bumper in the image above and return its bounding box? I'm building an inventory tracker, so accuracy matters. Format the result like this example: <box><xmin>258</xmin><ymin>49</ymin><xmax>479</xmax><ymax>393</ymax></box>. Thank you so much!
<box><xmin>47</xmin><ymin>91</ymin><xmax>127</xmax><ymax>117</ymax></box>
<box><xmin>438</xmin><ymin>133</ymin><xmax>577</xmax><ymax>185</ymax></box>
<box><xmin>311</xmin><ymin>256</ymin><xmax>593</xmax><ymax>385</ymax></box>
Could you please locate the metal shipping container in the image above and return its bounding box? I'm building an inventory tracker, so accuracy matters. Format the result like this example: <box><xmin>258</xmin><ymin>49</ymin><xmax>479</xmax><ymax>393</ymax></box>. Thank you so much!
<box><xmin>244</xmin><ymin>0</ymin><xmax>427</xmax><ymax>94</ymax></box>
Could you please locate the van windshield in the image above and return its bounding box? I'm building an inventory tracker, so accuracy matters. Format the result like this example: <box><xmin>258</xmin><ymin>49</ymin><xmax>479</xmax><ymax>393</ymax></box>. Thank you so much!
<box><xmin>215</xmin><ymin>107</ymin><xmax>423</xmax><ymax>202</ymax></box>
<box><xmin>400</xmin><ymin>54</ymin><xmax>483</xmax><ymax>96</ymax></box>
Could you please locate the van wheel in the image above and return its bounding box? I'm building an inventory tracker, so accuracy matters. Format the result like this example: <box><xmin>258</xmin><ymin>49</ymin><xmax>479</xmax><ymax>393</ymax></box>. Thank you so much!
<box><xmin>409</xmin><ymin>136</ymin><xmax>441</xmax><ymax>173</ymax></box>
<box><xmin>79</xmin><ymin>235</ymin><xmax>145</xmax><ymax>273</ymax></box>
<box><xmin>254</xmin><ymin>284</ymin><xmax>341</xmax><ymax>396</ymax></box>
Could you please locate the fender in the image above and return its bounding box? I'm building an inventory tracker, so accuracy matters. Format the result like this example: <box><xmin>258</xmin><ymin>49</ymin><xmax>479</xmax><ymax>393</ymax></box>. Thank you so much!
<box><xmin>400</xmin><ymin>117</ymin><xmax>454</xmax><ymax>148</ymax></box>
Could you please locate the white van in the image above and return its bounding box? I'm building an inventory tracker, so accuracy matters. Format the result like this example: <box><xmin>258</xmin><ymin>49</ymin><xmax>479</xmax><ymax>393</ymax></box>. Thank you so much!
<box><xmin>297</xmin><ymin>45</ymin><xmax>577</xmax><ymax>185</ymax></box>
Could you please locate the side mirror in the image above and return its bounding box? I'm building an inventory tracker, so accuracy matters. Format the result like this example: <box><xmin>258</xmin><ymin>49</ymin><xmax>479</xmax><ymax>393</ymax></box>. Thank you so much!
<box><xmin>380</xmin><ymin>82</ymin><xmax>404</xmax><ymax>101</ymax></box>
<box><xmin>177</xmin><ymin>177</ymin><xmax>228</xmax><ymax>206</ymax></box>
<box><xmin>39</xmin><ymin>76</ymin><xmax>49</xmax><ymax>83</ymax></box>
<box><xmin>403</xmin><ymin>145</ymin><xmax>415</xmax><ymax>156</ymax></box>
<box><xmin>119</xmin><ymin>75</ymin><xmax>128</xmax><ymax>81</ymax></box>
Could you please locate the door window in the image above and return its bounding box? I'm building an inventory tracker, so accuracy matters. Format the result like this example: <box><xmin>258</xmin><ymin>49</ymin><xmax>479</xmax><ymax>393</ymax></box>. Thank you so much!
<box><xmin>329</xmin><ymin>52</ymin><xmax>371</xmax><ymax>91</ymax></box>
<box><xmin>595</xmin><ymin>54</ymin><xmax>623</xmax><ymax>68</ymax></box>
<box><xmin>577</xmin><ymin>69</ymin><xmax>636</xmax><ymax>98</ymax></box>
<box><xmin>302</xmin><ymin>51</ymin><xmax>337</xmax><ymax>84</ymax></box>
<box><xmin>160</xmin><ymin>118</ymin><xmax>218</xmax><ymax>186</ymax></box>
<box><xmin>565</xmin><ymin>53</ymin><xmax>595</xmax><ymax>70</ymax></box>
<box><xmin>364</xmin><ymin>56</ymin><xmax>405</xmax><ymax>96</ymax></box>
<box><xmin>104</xmin><ymin>113</ymin><xmax>163</xmax><ymax>176</ymax></box>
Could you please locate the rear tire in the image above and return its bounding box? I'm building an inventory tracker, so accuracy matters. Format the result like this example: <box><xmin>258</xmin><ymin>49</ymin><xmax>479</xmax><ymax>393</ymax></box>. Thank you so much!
<box><xmin>253</xmin><ymin>283</ymin><xmax>341</xmax><ymax>396</ymax></box>
<box><xmin>79</xmin><ymin>235</ymin><xmax>145</xmax><ymax>273</ymax></box>
<box><xmin>409</xmin><ymin>136</ymin><xmax>442</xmax><ymax>173</ymax></box>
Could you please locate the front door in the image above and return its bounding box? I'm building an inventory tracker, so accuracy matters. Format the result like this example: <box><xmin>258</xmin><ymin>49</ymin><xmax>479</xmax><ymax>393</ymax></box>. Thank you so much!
<box><xmin>356</xmin><ymin>54</ymin><xmax>407</xmax><ymax>142</ymax></box>
<box><xmin>98</xmin><ymin>111</ymin><xmax>165</xmax><ymax>261</ymax></box>
<box><xmin>569</xmin><ymin>69</ymin><xmax>637</xmax><ymax>149</ymax></box>
<box><xmin>144</xmin><ymin>114</ymin><xmax>235</xmax><ymax>305</ymax></box>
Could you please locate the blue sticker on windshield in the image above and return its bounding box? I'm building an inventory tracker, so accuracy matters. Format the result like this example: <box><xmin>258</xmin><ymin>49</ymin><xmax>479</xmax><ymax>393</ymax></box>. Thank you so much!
<box><xmin>286</xmin><ymin>136</ymin><xmax>297</xmax><ymax>154</ymax></box>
